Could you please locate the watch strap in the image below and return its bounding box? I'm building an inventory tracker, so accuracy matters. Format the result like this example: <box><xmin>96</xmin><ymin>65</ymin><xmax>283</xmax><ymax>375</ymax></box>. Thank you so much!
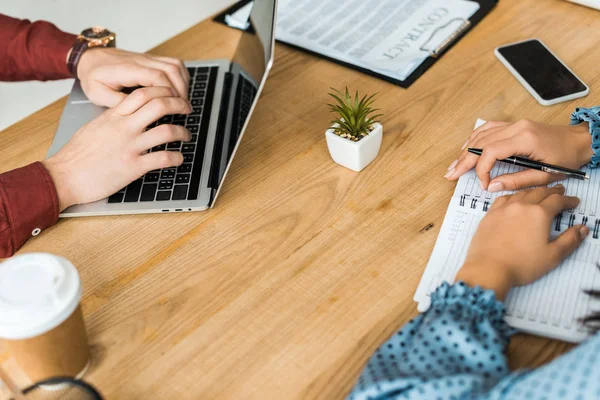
<box><xmin>67</xmin><ymin>39</ymin><xmax>89</xmax><ymax>79</ymax></box>
<box><xmin>571</xmin><ymin>107</ymin><xmax>600</xmax><ymax>168</ymax></box>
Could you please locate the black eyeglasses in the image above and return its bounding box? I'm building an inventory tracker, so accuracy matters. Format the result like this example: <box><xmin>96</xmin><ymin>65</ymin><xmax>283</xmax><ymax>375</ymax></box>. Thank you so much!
<box><xmin>1</xmin><ymin>372</ymin><xmax>103</xmax><ymax>400</ymax></box>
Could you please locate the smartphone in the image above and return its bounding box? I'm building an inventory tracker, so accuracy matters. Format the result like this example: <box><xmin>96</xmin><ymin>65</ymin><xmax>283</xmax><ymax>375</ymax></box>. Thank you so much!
<box><xmin>495</xmin><ymin>39</ymin><xmax>589</xmax><ymax>106</ymax></box>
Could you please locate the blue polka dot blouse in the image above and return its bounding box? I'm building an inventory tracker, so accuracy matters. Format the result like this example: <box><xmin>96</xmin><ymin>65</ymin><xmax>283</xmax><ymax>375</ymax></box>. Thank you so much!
<box><xmin>348</xmin><ymin>282</ymin><xmax>600</xmax><ymax>400</ymax></box>
<box><xmin>571</xmin><ymin>106</ymin><xmax>600</xmax><ymax>168</ymax></box>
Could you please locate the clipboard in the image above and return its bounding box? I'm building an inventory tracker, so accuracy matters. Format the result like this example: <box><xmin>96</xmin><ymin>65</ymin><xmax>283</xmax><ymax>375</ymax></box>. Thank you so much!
<box><xmin>214</xmin><ymin>0</ymin><xmax>498</xmax><ymax>88</ymax></box>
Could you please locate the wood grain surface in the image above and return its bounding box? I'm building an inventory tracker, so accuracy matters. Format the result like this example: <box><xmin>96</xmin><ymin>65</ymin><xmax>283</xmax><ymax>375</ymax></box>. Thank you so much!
<box><xmin>1</xmin><ymin>0</ymin><xmax>599</xmax><ymax>398</ymax></box>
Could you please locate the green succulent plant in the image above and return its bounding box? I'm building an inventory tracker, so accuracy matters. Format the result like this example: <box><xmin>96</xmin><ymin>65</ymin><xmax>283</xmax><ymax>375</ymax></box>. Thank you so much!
<box><xmin>328</xmin><ymin>87</ymin><xmax>382</xmax><ymax>142</ymax></box>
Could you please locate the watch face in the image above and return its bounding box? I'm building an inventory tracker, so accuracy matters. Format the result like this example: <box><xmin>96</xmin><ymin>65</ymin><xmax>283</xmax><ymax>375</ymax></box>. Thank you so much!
<box><xmin>82</xmin><ymin>27</ymin><xmax>111</xmax><ymax>40</ymax></box>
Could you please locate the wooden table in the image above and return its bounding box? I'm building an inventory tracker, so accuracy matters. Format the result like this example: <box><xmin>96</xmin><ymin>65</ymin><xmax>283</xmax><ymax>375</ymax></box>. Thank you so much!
<box><xmin>1</xmin><ymin>0</ymin><xmax>599</xmax><ymax>398</ymax></box>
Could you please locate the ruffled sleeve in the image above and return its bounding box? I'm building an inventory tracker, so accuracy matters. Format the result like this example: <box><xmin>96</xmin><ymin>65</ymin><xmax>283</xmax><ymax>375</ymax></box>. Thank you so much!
<box><xmin>348</xmin><ymin>281</ymin><xmax>600</xmax><ymax>399</ymax></box>
<box><xmin>347</xmin><ymin>282</ymin><xmax>515</xmax><ymax>399</ymax></box>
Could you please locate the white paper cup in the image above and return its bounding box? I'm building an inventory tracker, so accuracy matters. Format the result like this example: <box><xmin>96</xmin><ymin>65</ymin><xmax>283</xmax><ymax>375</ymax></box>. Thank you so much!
<box><xmin>0</xmin><ymin>253</ymin><xmax>90</xmax><ymax>381</ymax></box>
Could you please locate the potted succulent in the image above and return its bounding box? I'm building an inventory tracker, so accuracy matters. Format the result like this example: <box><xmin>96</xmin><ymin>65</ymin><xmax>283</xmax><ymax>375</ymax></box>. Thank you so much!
<box><xmin>326</xmin><ymin>87</ymin><xmax>383</xmax><ymax>172</ymax></box>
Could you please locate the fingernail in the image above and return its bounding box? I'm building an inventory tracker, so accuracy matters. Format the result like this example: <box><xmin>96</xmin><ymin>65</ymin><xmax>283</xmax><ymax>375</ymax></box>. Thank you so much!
<box><xmin>461</xmin><ymin>140</ymin><xmax>469</xmax><ymax>150</ymax></box>
<box><xmin>447</xmin><ymin>160</ymin><xmax>458</xmax><ymax>170</ymax></box>
<box><xmin>580</xmin><ymin>226</ymin><xmax>589</xmax><ymax>239</ymax></box>
<box><xmin>444</xmin><ymin>168</ymin><xmax>455</xmax><ymax>179</ymax></box>
<box><xmin>488</xmin><ymin>182</ymin><xmax>504</xmax><ymax>192</ymax></box>
<box><xmin>554</xmin><ymin>184</ymin><xmax>565</xmax><ymax>190</ymax></box>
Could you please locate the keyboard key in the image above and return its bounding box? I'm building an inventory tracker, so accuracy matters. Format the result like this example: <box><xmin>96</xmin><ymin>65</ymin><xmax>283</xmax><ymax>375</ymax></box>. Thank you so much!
<box><xmin>191</xmin><ymin>107</ymin><xmax>202</xmax><ymax>116</ymax></box>
<box><xmin>167</xmin><ymin>141</ymin><xmax>182</xmax><ymax>150</ymax></box>
<box><xmin>192</xmin><ymin>91</ymin><xmax>205</xmax><ymax>99</ymax></box>
<box><xmin>177</xmin><ymin>163</ymin><xmax>192</xmax><ymax>173</ymax></box>
<box><xmin>152</xmin><ymin>144</ymin><xmax>166</xmax><ymax>152</ymax></box>
<box><xmin>173</xmin><ymin>120</ymin><xmax>186</xmax><ymax>126</ymax></box>
<box><xmin>183</xmin><ymin>153</ymin><xmax>194</xmax><ymax>163</ymax></box>
<box><xmin>108</xmin><ymin>192</ymin><xmax>124</xmax><ymax>203</ymax></box>
<box><xmin>159</xmin><ymin>180</ymin><xmax>174</xmax><ymax>190</ymax></box>
<box><xmin>161</xmin><ymin>169</ymin><xmax>176</xmax><ymax>180</ymax></box>
<box><xmin>158</xmin><ymin>115</ymin><xmax>172</xmax><ymax>124</ymax></box>
<box><xmin>156</xmin><ymin>191</ymin><xmax>171</xmax><ymax>201</ymax></box>
<box><xmin>193</xmin><ymin>83</ymin><xmax>206</xmax><ymax>92</ymax></box>
<box><xmin>196</xmin><ymin>67</ymin><xmax>209</xmax><ymax>73</ymax></box>
<box><xmin>140</xmin><ymin>184</ymin><xmax>158</xmax><ymax>202</ymax></box>
<box><xmin>189</xmin><ymin>126</ymin><xmax>199</xmax><ymax>133</ymax></box>
<box><xmin>173</xmin><ymin>114</ymin><xmax>187</xmax><ymax>121</ymax></box>
<box><xmin>145</xmin><ymin>172</ymin><xmax>160</xmax><ymax>183</ymax></box>
<box><xmin>124</xmin><ymin>179</ymin><xmax>143</xmax><ymax>202</ymax></box>
<box><xmin>186</xmin><ymin>67</ymin><xmax>195</xmax><ymax>77</ymax></box>
<box><xmin>172</xmin><ymin>185</ymin><xmax>189</xmax><ymax>200</ymax></box>
<box><xmin>191</xmin><ymin>99</ymin><xmax>204</xmax><ymax>107</ymax></box>
<box><xmin>188</xmin><ymin>65</ymin><xmax>215</xmax><ymax>200</ymax></box>
<box><xmin>182</xmin><ymin>144</ymin><xmax>195</xmax><ymax>153</ymax></box>
<box><xmin>196</xmin><ymin>74</ymin><xmax>208</xmax><ymax>81</ymax></box>
<box><xmin>186</xmin><ymin>134</ymin><xmax>198</xmax><ymax>143</ymax></box>
<box><xmin>176</xmin><ymin>174</ymin><xmax>190</xmax><ymax>184</ymax></box>
<box><xmin>187</xmin><ymin>116</ymin><xmax>200</xmax><ymax>125</ymax></box>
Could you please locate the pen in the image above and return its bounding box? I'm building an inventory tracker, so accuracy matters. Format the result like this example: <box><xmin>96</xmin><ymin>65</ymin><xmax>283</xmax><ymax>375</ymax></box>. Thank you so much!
<box><xmin>467</xmin><ymin>148</ymin><xmax>589</xmax><ymax>181</ymax></box>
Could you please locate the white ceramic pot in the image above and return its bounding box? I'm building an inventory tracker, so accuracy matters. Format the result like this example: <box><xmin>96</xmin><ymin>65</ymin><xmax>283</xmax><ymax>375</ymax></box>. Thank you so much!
<box><xmin>325</xmin><ymin>122</ymin><xmax>383</xmax><ymax>172</ymax></box>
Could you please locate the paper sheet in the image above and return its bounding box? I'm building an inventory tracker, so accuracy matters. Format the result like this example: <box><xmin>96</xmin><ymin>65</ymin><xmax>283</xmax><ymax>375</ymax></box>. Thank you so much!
<box><xmin>276</xmin><ymin>0</ymin><xmax>480</xmax><ymax>80</ymax></box>
<box><xmin>414</xmin><ymin>120</ymin><xmax>600</xmax><ymax>343</ymax></box>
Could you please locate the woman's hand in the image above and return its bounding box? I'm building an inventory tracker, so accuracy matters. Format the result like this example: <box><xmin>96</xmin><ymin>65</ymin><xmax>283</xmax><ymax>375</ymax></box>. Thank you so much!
<box><xmin>455</xmin><ymin>185</ymin><xmax>589</xmax><ymax>300</ymax></box>
<box><xmin>77</xmin><ymin>48</ymin><xmax>190</xmax><ymax>107</ymax></box>
<box><xmin>445</xmin><ymin>120</ymin><xmax>593</xmax><ymax>192</ymax></box>
<box><xmin>43</xmin><ymin>87</ymin><xmax>191</xmax><ymax>211</ymax></box>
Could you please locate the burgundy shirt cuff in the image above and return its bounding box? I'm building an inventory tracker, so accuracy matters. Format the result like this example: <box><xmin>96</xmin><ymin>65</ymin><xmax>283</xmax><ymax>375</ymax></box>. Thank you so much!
<box><xmin>45</xmin><ymin>27</ymin><xmax>77</xmax><ymax>79</ymax></box>
<box><xmin>0</xmin><ymin>162</ymin><xmax>59</xmax><ymax>256</ymax></box>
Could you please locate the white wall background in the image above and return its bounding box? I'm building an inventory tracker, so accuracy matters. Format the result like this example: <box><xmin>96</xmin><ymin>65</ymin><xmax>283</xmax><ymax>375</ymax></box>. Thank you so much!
<box><xmin>0</xmin><ymin>0</ymin><xmax>236</xmax><ymax>131</ymax></box>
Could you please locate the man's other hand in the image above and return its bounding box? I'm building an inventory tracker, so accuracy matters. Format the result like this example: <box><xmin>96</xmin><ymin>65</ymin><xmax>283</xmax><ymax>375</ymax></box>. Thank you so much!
<box><xmin>77</xmin><ymin>48</ymin><xmax>190</xmax><ymax>107</ymax></box>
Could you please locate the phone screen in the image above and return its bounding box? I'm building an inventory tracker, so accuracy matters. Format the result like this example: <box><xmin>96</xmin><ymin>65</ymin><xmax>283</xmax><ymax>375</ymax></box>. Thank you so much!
<box><xmin>497</xmin><ymin>40</ymin><xmax>587</xmax><ymax>101</ymax></box>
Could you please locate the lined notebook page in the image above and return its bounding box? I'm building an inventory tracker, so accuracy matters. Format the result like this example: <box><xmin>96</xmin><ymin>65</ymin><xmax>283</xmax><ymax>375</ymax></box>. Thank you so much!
<box><xmin>414</xmin><ymin>120</ymin><xmax>600</xmax><ymax>343</ymax></box>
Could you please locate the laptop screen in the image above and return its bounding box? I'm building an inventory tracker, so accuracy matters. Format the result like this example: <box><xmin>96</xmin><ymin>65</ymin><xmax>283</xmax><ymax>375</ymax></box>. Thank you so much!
<box><xmin>232</xmin><ymin>0</ymin><xmax>276</xmax><ymax>82</ymax></box>
<box><xmin>211</xmin><ymin>0</ymin><xmax>277</xmax><ymax>196</ymax></box>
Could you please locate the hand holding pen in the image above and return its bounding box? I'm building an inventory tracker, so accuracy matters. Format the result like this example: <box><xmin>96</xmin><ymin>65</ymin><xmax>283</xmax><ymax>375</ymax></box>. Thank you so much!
<box><xmin>444</xmin><ymin>120</ymin><xmax>593</xmax><ymax>192</ymax></box>
<box><xmin>467</xmin><ymin>148</ymin><xmax>588</xmax><ymax>181</ymax></box>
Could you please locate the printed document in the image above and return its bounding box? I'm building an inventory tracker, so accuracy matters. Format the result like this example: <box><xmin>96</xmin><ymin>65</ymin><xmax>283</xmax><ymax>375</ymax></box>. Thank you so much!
<box><xmin>276</xmin><ymin>0</ymin><xmax>481</xmax><ymax>81</ymax></box>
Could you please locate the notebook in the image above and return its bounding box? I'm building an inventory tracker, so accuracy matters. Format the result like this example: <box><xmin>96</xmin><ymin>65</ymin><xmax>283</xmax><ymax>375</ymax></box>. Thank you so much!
<box><xmin>566</xmin><ymin>0</ymin><xmax>600</xmax><ymax>11</ymax></box>
<box><xmin>414</xmin><ymin>120</ymin><xmax>600</xmax><ymax>343</ymax></box>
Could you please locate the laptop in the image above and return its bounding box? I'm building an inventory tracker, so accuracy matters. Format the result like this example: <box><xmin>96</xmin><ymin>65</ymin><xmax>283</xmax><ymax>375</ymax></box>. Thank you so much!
<box><xmin>47</xmin><ymin>0</ymin><xmax>277</xmax><ymax>217</ymax></box>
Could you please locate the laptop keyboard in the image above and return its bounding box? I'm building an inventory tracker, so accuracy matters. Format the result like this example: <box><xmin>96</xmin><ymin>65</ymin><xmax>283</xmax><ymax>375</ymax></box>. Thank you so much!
<box><xmin>228</xmin><ymin>74</ymin><xmax>258</xmax><ymax>158</ymax></box>
<box><xmin>107</xmin><ymin>66</ymin><xmax>218</xmax><ymax>204</ymax></box>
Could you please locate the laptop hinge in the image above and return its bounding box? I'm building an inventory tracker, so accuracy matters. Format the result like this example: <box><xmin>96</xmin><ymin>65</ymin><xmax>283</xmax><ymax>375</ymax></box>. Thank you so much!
<box><xmin>208</xmin><ymin>72</ymin><xmax>234</xmax><ymax>205</ymax></box>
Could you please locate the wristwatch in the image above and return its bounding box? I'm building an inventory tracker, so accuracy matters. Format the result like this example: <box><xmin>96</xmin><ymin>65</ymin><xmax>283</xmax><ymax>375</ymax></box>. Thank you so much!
<box><xmin>67</xmin><ymin>27</ymin><xmax>116</xmax><ymax>78</ymax></box>
<box><xmin>571</xmin><ymin>106</ymin><xmax>600</xmax><ymax>168</ymax></box>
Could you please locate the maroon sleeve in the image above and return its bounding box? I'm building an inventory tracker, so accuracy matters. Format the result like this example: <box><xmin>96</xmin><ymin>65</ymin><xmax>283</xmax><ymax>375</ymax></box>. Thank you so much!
<box><xmin>0</xmin><ymin>14</ymin><xmax>77</xmax><ymax>81</ymax></box>
<box><xmin>0</xmin><ymin>162</ymin><xmax>59</xmax><ymax>258</ymax></box>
